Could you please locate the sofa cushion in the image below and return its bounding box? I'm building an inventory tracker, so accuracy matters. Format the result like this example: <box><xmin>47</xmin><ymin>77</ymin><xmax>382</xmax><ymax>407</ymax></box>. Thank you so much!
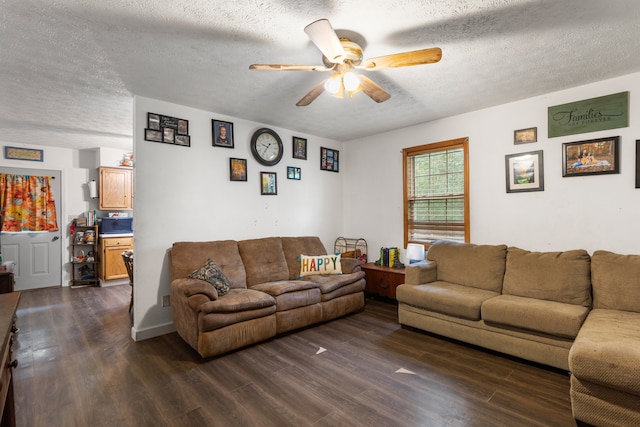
<box><xmin>250</xmin><ymin>280</ymin><xmax>318</xmax><ymax>297</ymax></box>
<box><xmin>591</xmin><ymin>250</ymin><xmax>640</xmax><ymax>312</ymax></box>
<box><xmin>396</xmin><ymin>281</ymin><xmax>500</xmax><ymax>321</ymax></box>
<box><xmin>170</xmin><ymin>240</ymin><xmax>246</xmax><ymax>288</ymax></box>
<box><xmin>238</xmin><ymin>237</ymin><xmax>290</xmax><ymax>287</ymax></box>
<box><xmin>303</xmin><ymin>271</ymin><xmax>366</xmax><ymax>294</ymax></box>
<box><xmin>482</xmin><ymin>294</ymin><xmax>590</xmax><ymax>339</ymax></box>
<box><xmin>198</xmin><ymin>289</ymin><xmax>277</xmax><ymax>332</ymax></box>
<box><xmin>299</xmin><ymin>254</ymin><xmax>342</xmax><ymax>277</ymax></box>
<box><xmin>281</xmin><ymin>236</ymin><xmax>328</xmax><ymax>280</ymax></box>
<box><xmin>569</xmin><ymin>309</ymin><xmax>640</xmax><ymax>396</ymax></box>
<box><xmin>338</xmin><ymin>257</ymin><xmax>361</xmax><ymax>274</ymax></box>
<box><xmin>319</xmin><ymin>280</ymin><xmax>365</xmax><ymax>302</ymax></box>
<box><xmin>502</xmin><ymin>247</ymin><xmax>591</xmax><ymax>307</ymax></box>
<box><xmin>188</xmin><ymin>258</ymin><xmax>231</xmax><ymax>296</ymax></box>
<box><xmin>199</xmin><ymin>288</ymin><xmax>275</xmax><ymax>314</ymax></box>
<box><xmin>427</xmin><ymin>240</ymin><xmax>507</xmax><ymax>292</ymax></box>
<box><xmin>251</xmin><ymin>281</ymin><xmax>322</xmax><ymax>311</ymax></box>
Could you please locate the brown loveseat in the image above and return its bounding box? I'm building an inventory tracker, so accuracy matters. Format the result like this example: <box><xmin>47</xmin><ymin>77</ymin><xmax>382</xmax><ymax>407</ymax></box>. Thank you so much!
<box><xmin>396</xmin><ymin>240</ymin><xmax>640</xmax><ymax>426</ymax></box>
<box><xmin>169</xmin><ymin>236</ymin><xmax>365</xmax><ymax>358</ymax></box>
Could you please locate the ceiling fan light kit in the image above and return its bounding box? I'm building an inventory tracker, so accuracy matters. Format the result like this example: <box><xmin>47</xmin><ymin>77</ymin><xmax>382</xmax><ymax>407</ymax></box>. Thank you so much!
<box><xmin>324</xmin><ymin>74</ymin><xmax>342</xmax><ymax>95</ymax></box>
<box><xmin>324</xmin><ymin>70</ymin><xmax>360</xmax><ymax>97</ymax></box>
<box><xmin>343</xmin><ymin>72</ymin><xmax>360</xmax><ymax>91</ymax></box>
<box><xmin>250</xmin><ymin>18</ymin><xmax>442</xmax><ymax>106</ymax></box>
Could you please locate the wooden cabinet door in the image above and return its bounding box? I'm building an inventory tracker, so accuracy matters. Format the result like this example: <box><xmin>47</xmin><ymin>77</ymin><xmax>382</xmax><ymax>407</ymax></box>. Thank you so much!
<box><xmin>362</xmin><ymin>264</ymin><xmax>405</xmax><ymax>299</ymax></box>
<box><xmin>99</xmin><ymin>167</ymin><xmax>132</xmax><ymax>210</ymax></box>
<box><xmin>378</xmin><ymin>271</ymin><xmax>405</xmax><ymax>299</ymax></box>
<box><xmin>101</xmin><ymin>237</ymin><xmax>133</xmax><ymax>281</ymax></box>
<box><xmin>364</xmin><ymin>269</ymin><xmax>383</xmax><ymax>295</ymax></box>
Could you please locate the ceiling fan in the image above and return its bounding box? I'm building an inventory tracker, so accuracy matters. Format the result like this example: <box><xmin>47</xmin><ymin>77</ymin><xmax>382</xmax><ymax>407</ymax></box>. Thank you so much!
<box><xmin>249</xmin><ymin>19</ymin><xmax>442</xmax><ymax>106</ymax></box>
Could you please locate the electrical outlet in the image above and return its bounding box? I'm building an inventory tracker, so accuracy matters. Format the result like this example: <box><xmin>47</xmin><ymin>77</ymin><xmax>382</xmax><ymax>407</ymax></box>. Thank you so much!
<box><xmin>162</xmin><ymin>295</ymin><xmax>171</xmax><ymax>307</ymax></box>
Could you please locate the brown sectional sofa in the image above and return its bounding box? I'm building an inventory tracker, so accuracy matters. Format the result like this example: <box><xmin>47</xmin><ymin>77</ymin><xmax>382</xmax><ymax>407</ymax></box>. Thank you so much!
<box><xmin>396</xmin><ymin>240</ymin><xmax>640</xmax><ymax>426</ymax></box>
<box><xmin>169</xmin><ymin>236</ymin><xmax>365</xmax><ymax>358</ymax></box>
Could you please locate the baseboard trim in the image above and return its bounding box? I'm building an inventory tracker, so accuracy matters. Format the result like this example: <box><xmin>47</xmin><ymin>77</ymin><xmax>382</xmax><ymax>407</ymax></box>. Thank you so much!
<box><xmin>131</xmin><ymin>321</ymin><xmax>176</xmax><ymax>341</ymax></box>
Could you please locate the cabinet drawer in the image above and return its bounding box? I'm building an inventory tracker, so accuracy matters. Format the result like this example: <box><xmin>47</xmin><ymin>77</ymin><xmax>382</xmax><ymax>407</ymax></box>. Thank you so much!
<box><xmin>102</xmin><ymin>237</ymin><xmax>133</xmax><ymax>247</ymax></box>
<box><xmin>362</xmin><ymin>264</ymin><xmax>405</xmax><ymax>300</ymax></box>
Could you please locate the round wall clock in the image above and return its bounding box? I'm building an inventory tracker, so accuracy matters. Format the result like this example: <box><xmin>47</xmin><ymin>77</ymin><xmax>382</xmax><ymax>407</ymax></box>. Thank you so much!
<box><xmin>250</xmin><ymin>128</ymin><xmax>283</xmax><ymax>166</ymax></box>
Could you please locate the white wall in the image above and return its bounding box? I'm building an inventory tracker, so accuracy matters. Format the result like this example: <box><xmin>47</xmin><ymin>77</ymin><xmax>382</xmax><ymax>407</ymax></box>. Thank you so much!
<box><xmin>132</xmin><ymin>96</ymin><xmax>343</xmax><ymax>340</ymax></box>
<box><xmin>0</xmin><ymin>143</ymin><xmax>133</xmax><ymax>285</ymax></box>
<box><xmin>0</xmin><ymin>143</ymin><xmax>88</xmax><ymax>284</ymax></box>
<box><xmin>344</xmin><ymin>72</ymin><xmax>640</xmax><ymax>258</ymax></box>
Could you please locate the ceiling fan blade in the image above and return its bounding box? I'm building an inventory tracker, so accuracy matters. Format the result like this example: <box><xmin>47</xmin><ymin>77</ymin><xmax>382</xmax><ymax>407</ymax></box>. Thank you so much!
<box><xmin>304</xmin><ymin>19</ymin><xmax>346</xmax><ymax>64</ymax></box>
<box><xmin>249</xmin><ymin>64</ymin><xmax>333</xmax><ymax>72</ymax></box>
<box><xmin>358</xmin><ymin>75</ymin><xmax>391</xmax><ymax>103</ymax></box>
<box><xmin>296</xmin><ymin>81</ymin><xmax>326</xmax><ymax>106</ymax></box>
<box><xmin>359</xmin><ymin>47</ymin><xmax>442</xmax><ymax>70</ymax></box>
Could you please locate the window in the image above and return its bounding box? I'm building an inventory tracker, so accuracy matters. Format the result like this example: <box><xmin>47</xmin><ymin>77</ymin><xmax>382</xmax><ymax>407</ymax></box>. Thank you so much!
<box><xmin>403</xmin><ymin>137</ymin><xmax>469</xmax><ymax>247</ymax></box>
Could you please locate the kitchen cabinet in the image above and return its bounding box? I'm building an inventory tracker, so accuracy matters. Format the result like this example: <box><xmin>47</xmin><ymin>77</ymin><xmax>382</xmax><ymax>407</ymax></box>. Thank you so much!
<box><xmin>100</xmin><ymin>236</ymin><xmax>134</xmax><ymax>281</ymax></box>
<box><xmin>99</xmin><ymin>167</ymin><xmax>132</xmax><ymax>210</ymax></box>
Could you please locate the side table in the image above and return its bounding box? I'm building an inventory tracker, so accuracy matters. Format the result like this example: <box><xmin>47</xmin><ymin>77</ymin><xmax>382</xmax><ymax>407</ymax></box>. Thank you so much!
<box><xmin>361</xmin><ymin>263</ymin><xmax>405</xmax><ymax>300</ymax></box>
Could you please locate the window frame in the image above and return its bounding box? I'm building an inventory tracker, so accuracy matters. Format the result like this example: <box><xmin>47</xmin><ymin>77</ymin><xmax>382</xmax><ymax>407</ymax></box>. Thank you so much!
<box><xmin>403</xmin><ymin>137</ymin><xmax>470</xmax><ymax>248</ymax></box>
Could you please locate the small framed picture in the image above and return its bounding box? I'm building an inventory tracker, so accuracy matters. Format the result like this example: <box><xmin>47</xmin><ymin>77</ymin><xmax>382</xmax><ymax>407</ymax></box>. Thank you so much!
<box><xmin>287</xmin><ymin>166</ymin><xmax>301</xmax><ymax>180</ymax></box>
<box><xmin>4</xmin><ymin>146</ymin><xmax>44</xmax><ymax>162</ymax></box>
<box><xmin>562</xmin><ymin>136</ymin><xmax>619</xmax><ymax>177</ymax></box>
<box><xmin>148</xmin><ymin>113</ymin><xmax>161</xmax><ymax>130</ymax></box>
<box><xmin>293</xmin><ymin>136</ymin><xmax>307</xmax><ymax>160</ymax></box>
<box><xmin>175</xmin><ymin>134</ymin><xmax>190</xmax><ymax>147</ymax></box>
<box><xmin>320</xmin><ymin>147</ymin><xmax>339</xmax><ymax>172</ymax></box>
<box><xmin>514</xmin><ymin>127</ymin><xmax>537</xmax><ymax>144</ymax></box>
<box><xmin>230</xmin><ymin>158</ymin><xmax>247</xmax><ymax>182</ymax></box>
<box><xmin>212</xmin><ymin>119</ymin><xmax>234</xmax><ymax>148</ymax></box>
<box><xmin>260</xmin><ymin>172</ymin><xmax>277</xmax><ymax>195</ymax></box>
<box><xmin>505</xmin><ymin>150</ymin><xmax>544</xmax><ymax>193</ymax></box>
<box><xmin>145</xmin><ymin>129</ymin><xmax>163</xmax><ymax>142</ymax></box>
<box><xmin>146</xmin><ymin>112</ymin><xmax>190</xmax><ymax>146</ymax></box>
<box><xmin>163</xmin><ymin>127</ymin><xmax>175</xmax><ymax>143</ymax></box>
<box><xmin>161</xmin><ymin>115</ymin><xmax>178</xmax><ymax>129</ymax></box>
<box><xmin>177</xmin><ymin>119</ymin><xmax>189</xmax><ymax>135</ymax></box>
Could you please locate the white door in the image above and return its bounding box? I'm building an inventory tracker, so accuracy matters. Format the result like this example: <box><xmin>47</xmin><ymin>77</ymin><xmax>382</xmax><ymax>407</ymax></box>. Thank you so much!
<box><xmin>0</xmin><ymin>167</ymin><xmax>62</xmax><ymax>290</ymax></box>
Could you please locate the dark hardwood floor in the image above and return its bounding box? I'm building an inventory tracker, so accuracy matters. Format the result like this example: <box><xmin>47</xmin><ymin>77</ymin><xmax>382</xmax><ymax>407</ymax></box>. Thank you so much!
<box><xmin>12</xmin><ymin>285</ymin><xmax>575</xmax><ymax>426</ymax></box>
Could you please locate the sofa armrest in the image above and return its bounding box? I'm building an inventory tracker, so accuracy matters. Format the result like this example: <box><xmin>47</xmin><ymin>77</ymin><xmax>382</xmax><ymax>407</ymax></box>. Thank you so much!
<box><xmin>340</xmin><ymin>257</ymin><xmax>361</xmax><ymax>274</ymax></box>
<box><xmin>171</xmin><ymin>277</ymin><xmax>219</xmax><ymax>300</ymax></box>
<box><xmin>405</xmin><ymin>260</ymin><xmax>437</xmax><ymax>285</ymax></box>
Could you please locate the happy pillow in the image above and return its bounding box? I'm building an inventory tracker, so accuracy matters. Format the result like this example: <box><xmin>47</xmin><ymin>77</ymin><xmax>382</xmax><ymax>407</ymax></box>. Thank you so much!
<box><xmin>299</xmin><ymin>254</ymin><xmax>342</xmax><ymax>277</ymax></box>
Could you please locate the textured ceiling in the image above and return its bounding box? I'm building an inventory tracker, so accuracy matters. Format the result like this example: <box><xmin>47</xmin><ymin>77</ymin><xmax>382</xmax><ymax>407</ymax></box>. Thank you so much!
<box><xmin>2</xmin><ymin>0</ymin><xmax>640</xmax><ymax>151</ymax></box>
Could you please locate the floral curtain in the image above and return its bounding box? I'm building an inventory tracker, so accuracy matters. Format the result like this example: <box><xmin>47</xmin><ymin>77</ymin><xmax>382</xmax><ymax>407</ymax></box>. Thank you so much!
<box><xmin>0</xmin><ymin>173</ymin><xmax>59</xmax><ymax>232</ymax></box>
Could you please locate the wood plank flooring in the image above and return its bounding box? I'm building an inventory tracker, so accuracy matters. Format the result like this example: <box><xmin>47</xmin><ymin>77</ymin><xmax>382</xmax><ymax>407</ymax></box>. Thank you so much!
<box><xmin>12</xmin><ymin>285</ymin><xmax>576</xmax><ymax>426</ymax></box>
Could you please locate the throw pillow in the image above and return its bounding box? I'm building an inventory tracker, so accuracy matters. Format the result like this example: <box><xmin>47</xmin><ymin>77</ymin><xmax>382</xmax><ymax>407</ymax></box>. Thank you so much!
<box><xmin>188</xmin><ymin>258</ymin><xmax>231</xmax><ymax>296</ymax></box>
<box><xmin>299</xmin><ymin>254</ymin><xmax>342</xmax><ymax>277</ymax></box>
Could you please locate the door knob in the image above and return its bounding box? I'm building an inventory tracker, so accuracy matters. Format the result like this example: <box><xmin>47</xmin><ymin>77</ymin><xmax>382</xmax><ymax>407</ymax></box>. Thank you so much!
<box><xmin>52</xmin><ymin>236</ymin><xmax>60</xmax><ymax>241</ymax></box>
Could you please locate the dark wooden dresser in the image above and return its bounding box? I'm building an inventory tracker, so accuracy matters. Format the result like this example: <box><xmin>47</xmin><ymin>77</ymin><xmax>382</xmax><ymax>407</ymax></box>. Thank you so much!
<box><xmin>0</xmin><ymin>292</ymin><xmax>19</xmax><ymax>427</ymax></box>
<box><xmin>361</xmin><ymin>263</ymin><xmax>406</xmax><ymax>300</ymax></box>
<box><xmin>0</xmin><ymin>274</ymin><xmax>13</xmax><ymax>295</ymax></box>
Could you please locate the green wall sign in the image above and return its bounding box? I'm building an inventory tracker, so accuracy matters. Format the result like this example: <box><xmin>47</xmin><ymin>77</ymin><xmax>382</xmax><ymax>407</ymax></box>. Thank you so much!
<box><xmin>548</xmin><ymin>92</ymin><xmax>628</xmax><ymax>138</ymax></box>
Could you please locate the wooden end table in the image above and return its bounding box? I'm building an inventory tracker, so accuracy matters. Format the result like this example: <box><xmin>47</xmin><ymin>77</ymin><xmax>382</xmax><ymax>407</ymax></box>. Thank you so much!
<box><xmin>361</xmin><ymin>263</ymin><xmax>405</xmax><ymax>300</ymax></box>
